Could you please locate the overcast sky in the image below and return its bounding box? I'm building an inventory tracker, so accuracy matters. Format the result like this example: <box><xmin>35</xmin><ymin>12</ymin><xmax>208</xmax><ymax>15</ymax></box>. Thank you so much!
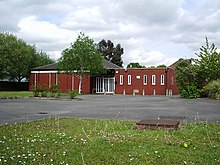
<box><xmin>1</xmin><ymin>0</ymin><xmax>220</xmax><ymax>67</ymax></box>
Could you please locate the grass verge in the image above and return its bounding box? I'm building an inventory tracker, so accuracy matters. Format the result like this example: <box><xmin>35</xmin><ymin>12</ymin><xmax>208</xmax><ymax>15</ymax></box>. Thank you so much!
<box><xmin>0</xmin><ymin>118</ymin><xmax>219</xmax><ymax>164</ymax></box>
<box><xmin>0</xmin><ymin>91</ymin><xmax>32</xmax><ymax>99</ymax></box>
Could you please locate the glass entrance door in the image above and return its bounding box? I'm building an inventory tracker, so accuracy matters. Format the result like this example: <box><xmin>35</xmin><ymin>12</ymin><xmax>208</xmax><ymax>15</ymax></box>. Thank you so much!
<box><xmin>96</xmin><ymin>77</ymin><xmax>114</xmax><ymax>93</ymax></box>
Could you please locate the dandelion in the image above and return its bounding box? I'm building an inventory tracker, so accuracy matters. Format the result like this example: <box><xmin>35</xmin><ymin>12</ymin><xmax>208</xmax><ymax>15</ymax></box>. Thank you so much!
<box><xmin>155</xmin><ymin>151</ymin><xmax>158</xmax><ymax>154</ymax></box>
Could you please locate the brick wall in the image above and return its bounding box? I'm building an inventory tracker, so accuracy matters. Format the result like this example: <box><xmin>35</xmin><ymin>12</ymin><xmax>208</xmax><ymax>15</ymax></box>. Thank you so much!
<box><xmin>29</xmin><ymin>68</ymin><xmax>178</xmax><ymax>95</ymax></box>
<box><xmin>115</xmin><ymin>68</ymin><xmax>178</xmax><ymax>95</ymax></box>
<box><xmin>29</xmin><ymin>73</ymin><xmax>90</xmax><ymax>94</ymax></box>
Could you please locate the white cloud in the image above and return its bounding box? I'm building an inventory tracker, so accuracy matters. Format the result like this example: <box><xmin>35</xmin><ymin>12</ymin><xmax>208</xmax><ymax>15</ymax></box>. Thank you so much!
<box><xmin>0</xmin><ymin>0</ymin><xmax>220</xmax><ymax>67</ymax></box>
<box><xmin>125</xmin><ymin>50</ymin><xmax>177</xmax><ymax>67</ymax></box>
<box><xmin>17</xmin><ymin>16</ymin><xmax>77</xmax><ymax>59</ymax></box>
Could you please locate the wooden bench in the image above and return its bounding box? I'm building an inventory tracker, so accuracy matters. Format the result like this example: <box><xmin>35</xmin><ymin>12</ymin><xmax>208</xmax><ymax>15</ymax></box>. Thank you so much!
<box><xmin>135</xmin><ymin>119</ymin><xmax>180</xmax><ymax>130</ymax></box>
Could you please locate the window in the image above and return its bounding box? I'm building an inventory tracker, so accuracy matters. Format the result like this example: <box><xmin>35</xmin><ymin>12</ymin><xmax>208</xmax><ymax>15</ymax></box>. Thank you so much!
<box><xmin>171</xmin><ymin>76</ymin><xmax>174</xmax><ymax>85</ymax></box>
<box><xmin>56</xmin><ymin>73</ymin><xmax>58</xmax><ymax>85</ymax></box>
<box><xmin>143</xmin><ymin>75</ymin><xmax>147</xmax><ymax>85</ymax></box>
<box><xmin>120</xmin><ymin>75</ymin><xmax>123</xmax><ymax>85</ymax></box>
<box><xmin>49</xmin><ymin>73</ymin><xmax>51</xmax><ymax>88</ymax></box>
<box><xmin>152</xmin><ymin>75</ymin><xmax>156</xmax><ymax>85</ymax></box>
<box><xmin>128</xmin><ymin>75</ymin><xmax>131</xmax><ymax>85</ymax></box>
<box><xmin>34</xmin><ymin>74</ymin><xmax>37</xmax><ymax>88</ymax></box>
<box><xmin>161</xmin><ymin>74</ymin><xmax>164</xmax><ymax>85</ymax></box>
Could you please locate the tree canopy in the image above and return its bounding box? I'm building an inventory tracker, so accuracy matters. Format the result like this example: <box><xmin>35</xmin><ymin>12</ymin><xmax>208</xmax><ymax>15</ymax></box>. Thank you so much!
<box><xmin>194</xmin><ymin>37</ymin><xmax>220</xmax><ymax>83</ymax></box>
<box><xmin>175</xmin><ymin>58</ymin><xmax>198</xmax><ymax>98</ymax></box>
<box><xmin>59</xmin><ymin>32</ymin><xmax>105</xmax><ymax>94</ymax></box>
<box><xmin>175</xmin><ymin>37</ymin><xmax>220</xmax><ymax>99</ymax></box>
<box><xmin>97</xmin><ymin>39</ymin><xmax>123</xmax><ymax>67</ymax></box>
<box><xmin>0</xmin><ymin>32</ymin><xmax>54</xmax><ymax>82</ymax></box>
<box><xmin>127</xmin><ymin>62</ymin><xmax>146</xmax><ymax>68</ymax></box>
<box><xmin>157</xmin><ymin>64</ymin><xmax>167</xmax><ymax>68</ymax></box>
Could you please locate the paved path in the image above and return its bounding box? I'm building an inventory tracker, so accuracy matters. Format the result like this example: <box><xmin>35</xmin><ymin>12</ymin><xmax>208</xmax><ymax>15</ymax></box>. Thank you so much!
<box><xmin>0</xmin><ymin>95</ymin><xmax>220</xmax><ymax>124</ymax></box>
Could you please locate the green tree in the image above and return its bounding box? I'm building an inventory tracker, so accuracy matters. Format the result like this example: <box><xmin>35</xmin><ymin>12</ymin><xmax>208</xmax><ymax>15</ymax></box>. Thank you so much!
<box><xmin>194</xmin><ymin>37</ymin><xmax>220</xmax><ymax>86</ymax></box>
<box><xmin>59</xmin><ymin>33</ymin><xmax>105</xmax><ymax>94</ymax></box>
<box><xmin>36</xmin><ymin>50</ymin><xmax>55</xmax><ymax>67</ymax></box>
<box><xmin>175</xmin><ymin>58</ymin><xmax>198</xmax><ymax>98</ymax></box>
<box><xmin>157</xmin><ymin>64</ymin><xmax>167</xmax><ymax>68</ymax></box>
<box><xmin>148</xmin><ymin>66</ymin><xmax>156</xmax><ymax>68</ymax></box>
<box><xmin>97</xmin><ymin>39</ymin><xmax>123</xmax><ymax>67</ymax></box>
<box><xmin>0</xmin><ymin>32</ymin><xmax>54</xmax><ymax>82</ymax></box>
<box><xmin>127</xmin><ymin>62</ymin><xmax>146</xmax><ymax>68</ymax></box>
<box><xmin>0</xmin><ymin>32</ymin><xmax>36</xmax><ymax>82</ymax></box>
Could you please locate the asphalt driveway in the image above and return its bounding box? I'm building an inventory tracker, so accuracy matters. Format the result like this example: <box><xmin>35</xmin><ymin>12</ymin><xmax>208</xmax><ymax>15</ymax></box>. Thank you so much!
<box><xmin>0</xmin><ymin>95</ymin><xmax>220</xmax><ymax>124</ymax></box>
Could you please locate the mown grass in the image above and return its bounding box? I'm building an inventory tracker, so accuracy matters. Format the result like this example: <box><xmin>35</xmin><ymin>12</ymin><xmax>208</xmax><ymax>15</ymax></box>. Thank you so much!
<box><xmin>0</xmin><ymin>91</ymin><xmax>32</xmax><ymax>99</ymax></box>
<box><xmin>0</xmin><ymin>91</ymin><xmax>69</xmax><ymax>99</ymax></box>
<box><xmin>0</xmin><ymin>118</ymin><xmax>219</xmax><ymax>164</ymax></box>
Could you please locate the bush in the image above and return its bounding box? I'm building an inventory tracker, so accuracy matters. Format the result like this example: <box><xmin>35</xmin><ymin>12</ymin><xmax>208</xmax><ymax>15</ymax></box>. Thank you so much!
<box><xmin>32</xmin><ymin>84</ymin><xmax>48</xmax><ymax>97</ymax></box>
<box><xmin>40</xmin><ymin>85</ymin><xmax>48</xmax><ymax>97</ymax></box>
<box><xmin>49</xmin><ymin>84</ymin><xmax>59</xmax><ymax>97</ymax></box>
<box><xmin>200</xmin><ymin>80</ymin><xmax>220</xmax><ymax>99</ymax></box>
<box><xmin>69</xmin><ymin>90</ymin><xmax>79</xmax><ymax>99</ymax></box>
<box><xmin>180</xmin><ymin>83</ymin><xmax>198</xmax><ymax>99</ymax></box>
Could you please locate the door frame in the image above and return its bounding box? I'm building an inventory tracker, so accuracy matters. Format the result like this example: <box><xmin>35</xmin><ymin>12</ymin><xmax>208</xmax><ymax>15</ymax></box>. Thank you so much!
<box><xmin>96</xmin><ymin>77</ymin><xmax>115</xmax><ymax>94</ymax></box>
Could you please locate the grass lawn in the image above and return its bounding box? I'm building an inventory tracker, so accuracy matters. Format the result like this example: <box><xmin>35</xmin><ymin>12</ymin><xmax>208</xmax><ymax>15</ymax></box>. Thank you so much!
<box><xmin>0</xmin><ymin>118</ymin><xmax>219</xmax><ymax>164</ymax></box>
<box><xmin>0</xmin><ymin>91</ymin><xmax>32</xmax><ymax>98</ymax></box>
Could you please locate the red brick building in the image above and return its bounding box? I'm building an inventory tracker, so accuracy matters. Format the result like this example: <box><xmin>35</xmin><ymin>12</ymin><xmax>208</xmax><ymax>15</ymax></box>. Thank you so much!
<box><xmin>29</xmin><ymin>60</ymin><xmax>178</xmax><ymax>95</ymax></box>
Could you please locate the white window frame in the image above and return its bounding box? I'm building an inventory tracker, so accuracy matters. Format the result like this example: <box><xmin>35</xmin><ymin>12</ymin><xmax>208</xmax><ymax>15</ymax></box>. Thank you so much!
<box><xmin>34</xmin><ymin>73</ymin><xmax>37</xmax><ymax>88</ymax></box>
<box><xmin>49</xmin><ymin>73</ymin><xmax>51</xmax><ymax>88</ymax></box>
<box><xmin>120</xmin><ymin>75</ymin><xmax>123</xmax><ymax>85</ymax></box>
<box><xmin>55</xmin><ymin>73</ymin><xmax>58</xmax><ymax>85</ymax></box>
<box><xmin>161</xmin><ymin>74</ymin><xmax>164</xmax><ymax>85</ymax></box>
<box><xmin>128</xmin><ymin>75</ymin><xmax>131</xmax><ymax>85</ymax></box>
<box><xmin>171</xmin><ymin>76</ymin><xmax>174</xmax><ymax>85</ymax></box>
<box><xmin>143</xmin><ymin>75</ymin><xmax>147</xmax><ymax>85</ymax></box>
<box><xmin>152</xmin><ymin>75</ymin><xmax>156</xmax><ymax>85</ymax></box>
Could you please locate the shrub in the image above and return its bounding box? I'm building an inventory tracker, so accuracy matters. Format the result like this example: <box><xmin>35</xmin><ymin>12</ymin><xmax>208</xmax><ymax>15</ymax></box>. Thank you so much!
<box><xmin>49</xmin><ymin>84</ymin><xmax>59</xmax><ymax>97</ymax></box>
<box><xmin>32</xmin><ymin>84</ymin><xmax>48</xmax><ymax>97</ymax></box>
<box><xmin>32</xmin><ymin>88</ymin><xmax>39</xmax><ymax>97</ymax></box>
<box><xmin>40</xmin><ymin>85</ymin><xmax>48</xmax><ymax>97</ymax></box>
<box><xmin>180</xmin><ymin>83</ymin><xmax>198</xmax><ymax>99</ymax></box>
<box><xmin>200</xmin><ymin>80</ymin><xmax>220</xmax><ymax>99</ymax></box>
<box><xmin>32</xmin><ymin>84</ymin><xmax>41</xmax><ymax>97</ymax></box>
<box><xmin>69</xmin><ymin>90</ymin><xmax>79</xmax><ymax>99</ymax></box>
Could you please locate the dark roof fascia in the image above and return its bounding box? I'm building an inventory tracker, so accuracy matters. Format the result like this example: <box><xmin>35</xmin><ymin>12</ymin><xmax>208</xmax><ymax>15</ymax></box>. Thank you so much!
<box><xmin>31</xmin><ymin>63</ymin><xmax>58</xmax><ymax>71</ymax></box>
<box><xmin>31</xmin><ymin>60</ymin><xmax>121</xmax><ymax>71</ymax></box>
<box><xmin>116</xmin><ymin>68</ymin><xmax>167</xmax><ymax>70</ymax></box>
